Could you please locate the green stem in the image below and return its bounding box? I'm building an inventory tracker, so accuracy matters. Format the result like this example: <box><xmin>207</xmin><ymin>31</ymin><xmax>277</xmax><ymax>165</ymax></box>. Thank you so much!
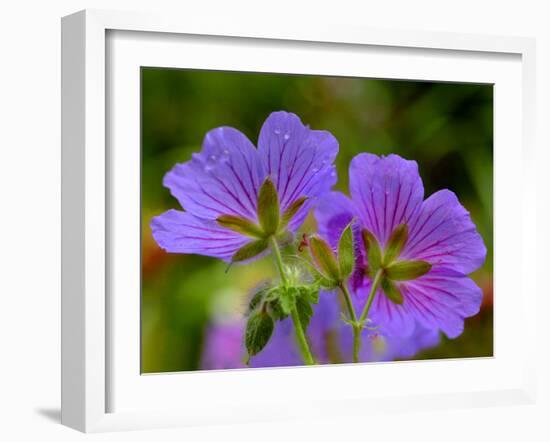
<box><xmin>339</xmin><ymin>283</ymin><xmax>361</xmax><ymax>363</ymax></box>
<box><xmin>269</xmin><ymin>236</ymin><xmax>315</xmax><ymax>365</ymax></box>
<box><xmin>359</xmin><ymin>269</ymin><xmax>384</xmax><ymax>325</ymax></box>
<box><xmin>269</xmin><ymin>236</ymin><xmax>288</xmax><ymax>286</ymax></box>
<box><xmin>290</xmin><ymin>306</ymin><xmax>315</xmax><ymax>365</ymax></box>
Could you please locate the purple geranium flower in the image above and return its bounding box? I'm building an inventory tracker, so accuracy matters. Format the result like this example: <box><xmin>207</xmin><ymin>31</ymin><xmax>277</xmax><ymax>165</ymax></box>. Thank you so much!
<box><xmin>151</xmin><ymin>111</ymin><xmax>338</xmax><ymax>262</ymax></box>
<box><xmin>315</xmin><ymin>153</ymin><xmax>486</xmax><ymax>339</ymax></box>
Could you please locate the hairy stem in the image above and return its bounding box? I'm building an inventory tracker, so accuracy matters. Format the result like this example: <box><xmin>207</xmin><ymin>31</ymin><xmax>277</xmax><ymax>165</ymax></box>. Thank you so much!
<box><xmin>359</xmin><ymin>269</ymin><xmax>384</xmax><ymax>325</ymax></box>
<box><xmin>269</xmin><ymin>236</ymin><xmax>315</xmax><ymax>365</ymax></box>
<box><xmin>339</xmin><ymin>283</ymin><xmax>361</xmax><ymax>363</ymax></box>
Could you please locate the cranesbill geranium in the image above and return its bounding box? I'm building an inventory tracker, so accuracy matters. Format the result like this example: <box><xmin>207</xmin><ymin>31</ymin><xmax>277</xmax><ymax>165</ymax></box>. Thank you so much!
<box><xmin>315</xmin><ymin>153</ymin><xmax>486</xmax><ymax>339</ymax></box>
<box><xmin>151</xmin><ymin>111</ymin><xmax>338</xmax><ymax>263</ymax></box>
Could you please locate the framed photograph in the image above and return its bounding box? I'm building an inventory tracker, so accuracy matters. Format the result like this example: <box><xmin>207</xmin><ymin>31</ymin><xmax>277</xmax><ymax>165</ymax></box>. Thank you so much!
<box><xmin>61</xmin><ymin>9</ymin><xmax>537</xmax><ymax>432</ymax></box>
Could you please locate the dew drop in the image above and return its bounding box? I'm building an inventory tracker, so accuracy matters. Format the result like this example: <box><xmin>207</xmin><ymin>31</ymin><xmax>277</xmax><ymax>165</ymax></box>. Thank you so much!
<box><xmin>223</xmin><ymin>149</ymin><xmax>229</xmax><ymax>155</ymax></box>
<box><xmin>283</xmin><ymin>133</ymin><xmax>290</xmax><ymax>140</ymax></box>
<box><xmin>274</xmin><ymin>128</ymin><xmax>281</xmax><ymax>135</ymax></box>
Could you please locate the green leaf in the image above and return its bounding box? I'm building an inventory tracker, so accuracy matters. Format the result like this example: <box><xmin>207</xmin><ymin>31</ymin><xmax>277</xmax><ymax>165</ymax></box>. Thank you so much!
<box><xmin>385</xmin><ymin>260</ymin><xmax>432</xmax><ymax>281</ymax></box>
<box><xmin>247</xmin><ymin>285</ymin><xmax>271</xmax><ymax>314</ymax></box>
<box><xmin>217</xmin><ymin>215</ymin><xmax>264</xmax><ymax>238</ymax></box>
<box><xmin>381</xmin><ymin>277</ymin><xmax>404</xmax><ymax>305</ymax></box>
<box><xmin>299</xmin><ymin>285</ymin><xmax>319</xmax><ymax>304</ymax></box>
<box><xmin>309</xmin><ymin>235</ymin><xmax>340</xmax><ymax>282</ymax></box>
<box><xmin>337</xmin><ymin>222</ymin><xmax>355</xmax><ymax>278</ymax></box>
<box><xmin>231</xmin><ymin>239</ymin><xmax>269</xmax><ymax>262</ymax></box>
<box><xmin>361</xmin><ymin>229</ymin><xmax>382</xmax><ymax>276</ymax></box>
<box><xmin>245</xmin><ymin>311</ymin><xmax>274</xmax><ymax>357</ymax></box>
<box><xmin>383</xmin><ymin>223</ymin><xmax>409</xmax><ymax>265</ymax></box>
<box><xmin>257</xmin><ymin>177</ymin><xmax>280</xmax><ymax>235</ymax></box>
<box><xmin>295</xmin><ymin>295</ymin><xmax>314</xmax><ymax>330</ymax></box>
<box><xmin>268</xmin><ymin>299</ymin><xmax>288</xmax><ymax>321</ymax></box>
<box><xmin>280</xmin><ymin>196</ymin><xmax>308</xmax><ymax>230</ymax></box>
<box><xmin>247</xmin><ymin>290</ymin><xmax>265</xmax><ymax>314</ymax></box>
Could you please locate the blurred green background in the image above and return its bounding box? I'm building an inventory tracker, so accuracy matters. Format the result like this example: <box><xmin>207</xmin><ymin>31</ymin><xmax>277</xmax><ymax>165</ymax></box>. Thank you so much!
<box><xmin>141</xmin><ymin>68</ymin><xmax>493</xmax><ymax>373</ymax></box>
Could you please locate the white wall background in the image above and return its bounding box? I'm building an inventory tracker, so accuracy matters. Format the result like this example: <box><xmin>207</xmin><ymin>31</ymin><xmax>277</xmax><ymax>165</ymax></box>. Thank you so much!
<box><xmin>0</xmin><ymin>1</ymin><xmax>548</xmax><ymax>441</ymax></box>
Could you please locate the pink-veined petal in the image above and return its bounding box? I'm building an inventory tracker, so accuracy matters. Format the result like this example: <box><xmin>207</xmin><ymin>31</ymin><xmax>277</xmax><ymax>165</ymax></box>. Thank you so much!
<box><xmin>164</xmin><ymin>127</ymin><xmax>266</xmax><ymax>220</ymax></box>
<box><xmin>151</xmin><ymin>209</ymin><xmax>250</xmax><ymax>261</ymax></box>
<box><xmin>401</xmin><ymin>189</ymin><xmax>486</xmax><ymax>275</ymax></box>
<box><xmin>257</xmin><ymin>111</ymin><xmax>338</xmax><ymax>230</ymax></box>
<box><xmin>349</xmin><ymin>154</ymin><xmax>424</xmax><ymax>245</ymax></box>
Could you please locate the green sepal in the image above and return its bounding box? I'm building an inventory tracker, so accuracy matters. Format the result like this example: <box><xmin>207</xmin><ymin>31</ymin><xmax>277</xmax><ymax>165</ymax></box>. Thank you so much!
<box><xmin>280</xmin><ymin>196</ymin><xmax>308</xmax><ymax>230</ymax></box>
<box><xmin>337</xmin><ymin>222</ymin><xmax>355</xmax><ymax>279</ymax></box>
<box><xmin>383</xmin><ymin>223</ymin><xmax>409</xmax><ymax>265</ymax></box>
<box><xmin>231</xmin><ymin>238</ymin><xmax>269</xmax><ymax>262</ymax></box>
<box><xmin>279</xmin><ymin>287</ymin><xmax>296</xmax><ymax>316</ymax></box>
<box><xmin>309</xmin><ymin>235</ymin><xmax>340</xmax><ymax>282</ymax></box>
<box><xmin>361</xmin><ymin>229</ymin><xmax>382</xmax><ymax>276</ymax></box>
<box><xmin>385</xmin><ymin>260</ymin><xmax>432</xmax><ymax>281</ymax></box>
<box><xmin>244</xmin><ymin>311</ymin><xmax>274</xmax><ymax>358</ymax></box>
<box><xmin>217</xmin><ymin>215</ymin><xmax>264</xmax><ymax>238</ymax></box>
<box><xmin>295</xmin><ymin>295</ymin><xmax>314</xmax><ymax>330</ymax></box>
<box><xmin>381</xmin><ymin>277</ymin><xmax>404</xmax><ymax>305</ymax></box>
<box><xmin>257</xmin><ymin>177</ymin><xmax>280</xmax><ymax>235</ymax></box>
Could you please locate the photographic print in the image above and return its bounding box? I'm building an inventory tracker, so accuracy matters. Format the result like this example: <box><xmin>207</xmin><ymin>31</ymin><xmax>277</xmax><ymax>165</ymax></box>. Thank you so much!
<box><xmin>141</xmin><ymin>69</ymin><xmax>493</xmax><ymax>373</ymax></box>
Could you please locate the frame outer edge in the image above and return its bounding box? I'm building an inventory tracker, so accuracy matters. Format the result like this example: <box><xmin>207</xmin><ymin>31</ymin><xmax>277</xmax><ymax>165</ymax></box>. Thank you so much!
<box><xmin>62</xmin><ymin>9</ymin><xmax>108</xmax><ymax>432</ymax></box>
<box><xmin>61</xmin><ymin>10</ymin><xmax>87</xmax><ymax>432</ymax></box>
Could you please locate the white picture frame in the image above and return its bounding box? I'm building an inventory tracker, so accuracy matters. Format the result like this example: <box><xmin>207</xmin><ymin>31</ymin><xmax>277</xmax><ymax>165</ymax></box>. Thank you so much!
<box><xmin>61</xmin><ymin>9</ymin><xmax>537</xmax><ymax>433</ymax></box>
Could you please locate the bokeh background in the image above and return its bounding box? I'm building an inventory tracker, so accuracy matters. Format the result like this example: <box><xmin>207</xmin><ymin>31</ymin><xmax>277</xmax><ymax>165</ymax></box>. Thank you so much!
<box><xmin>141</xmin><ymin>68</ymin><xmax>493</xmax><ymax>373</ymax></box>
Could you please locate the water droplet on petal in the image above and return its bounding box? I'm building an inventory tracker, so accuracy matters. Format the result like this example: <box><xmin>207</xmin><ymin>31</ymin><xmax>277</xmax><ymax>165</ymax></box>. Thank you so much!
<box><xmin>274</xmin><ymin>128</ymin><xmax>281</xmax><ymax>135</ymax></box>
<box><xmin>283</xmin><ymin>133</ymin><xmax>290</xmax><ymax>140</ymax></box>
<box><xmin>223</xmin><ymin>149</ymin><xmax>229</xmax><ymax>155</ymax></box>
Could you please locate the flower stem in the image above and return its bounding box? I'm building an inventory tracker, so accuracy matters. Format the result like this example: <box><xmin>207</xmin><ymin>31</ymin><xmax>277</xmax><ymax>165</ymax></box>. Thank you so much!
<box><xmin>290</xmin><ymin>306</ymin><xmax>315</xmax><ymax>365</ymax></box>
<box><xmin>339</xmin><ymin>283</ymin><xmax>361</xmax><ymax>363</ymax></box>
<box><xmin>269</xmin><ymin>236</ymin><xmax>315</xmax><ymax>365</ymax></box>
<box><xmin>358</xmin><ymin>269</ymin><xmax>384</xmax><ymax>325</ymax></box>
<box><xmin>269</xmin><ymin>236</ymin><xmax>288</xmax><ymax>286</ymax></box>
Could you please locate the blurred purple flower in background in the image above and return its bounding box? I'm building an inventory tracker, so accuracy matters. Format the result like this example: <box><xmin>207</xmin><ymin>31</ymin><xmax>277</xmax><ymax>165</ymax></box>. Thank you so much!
<box><xmin>315</xmin><ymin>153</ymin><xmax>486</xmax><ymax>339</ymax></box>
<box><xmin>201</xmin><ymin>292</ymin><xmax>439</xmax><ymax>369</ymax></box>
<box><xmin>151</xmin><ymin>111</ymin><xmax>338</xmax><ymax>262</ymax></box>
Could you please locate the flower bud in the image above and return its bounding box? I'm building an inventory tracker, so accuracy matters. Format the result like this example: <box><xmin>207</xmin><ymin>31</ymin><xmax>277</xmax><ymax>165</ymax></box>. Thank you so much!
<box><xmin>308</xmin><ymin>235</ymin><xmax>340</xmax><ymax>282</ymax></box>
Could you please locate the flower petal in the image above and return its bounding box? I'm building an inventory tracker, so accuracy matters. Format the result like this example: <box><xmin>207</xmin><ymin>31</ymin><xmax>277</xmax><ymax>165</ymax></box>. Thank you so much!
<box><xmin>257</xmin><ymin>111</ymin><xmax>338</xmax><ymax>230</ymax></box>
<box><xmin>366</xmin><ymin>268</ymin><xmax>483</xmax><ymax>339</ymax></box>
<box><xmin>364</xmin><ymin>282</ymin><xmax>416</xmax><ymax>337</ymax></box>
<box><xmin>401</xmin><ymin>189</ymin><xmax>486</xmax><ymax>275</ymax></box>
<box><xmin>403</xmin><ymin>269</ymin><xmax>483</xmax><ymax>338</ymax></box>
<box><xmin>314</xmin><ymin>192</ymin><xmax>356</xmax><ymax>248</ymax></box>
<box><xmin>151</xmin><ymin>209</ymin><xmax>250</xmax><ymax>261</ymax></box>
<box><xmin>349</xmin><ymin>154</ymin><xmax>424</xmax><ymax>245</ymax></box>
<box><xmin>163</xmin><ymin>127</ymin><xmax>266</xmax><ymax>220</ymax></box>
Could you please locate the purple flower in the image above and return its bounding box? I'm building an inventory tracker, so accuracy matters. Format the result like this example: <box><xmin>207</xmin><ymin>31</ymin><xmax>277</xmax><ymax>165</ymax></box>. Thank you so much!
<box><xmin>315</xmin><ymin>153</ymin><xmax>486</xmax><ymax>339</ymax></box>
<box><xmin>151</xmin><ymin>111</ymin><xmax>338</xmax><ymax>262</ymax></box>
<box><xmin>201</xmin><ymin>292</ymin><xmax>439</xmax><ymax>369</ymax></box>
